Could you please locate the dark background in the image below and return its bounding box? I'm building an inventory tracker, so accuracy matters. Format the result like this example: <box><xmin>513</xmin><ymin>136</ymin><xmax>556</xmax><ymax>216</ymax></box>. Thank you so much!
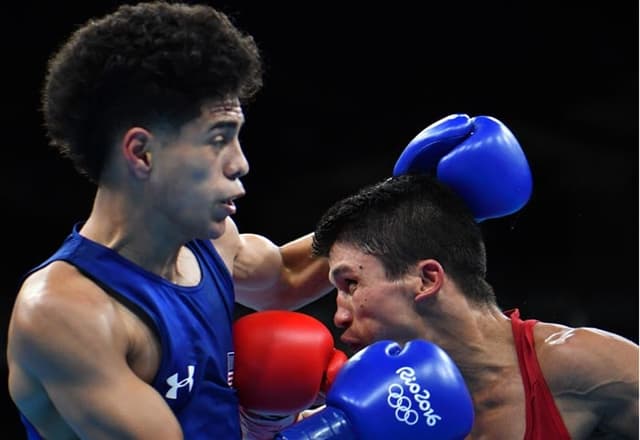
<box><xmin>2</xmin><ymin>1</ymin><xmax>638</xmax><ymax>438</ymax></box>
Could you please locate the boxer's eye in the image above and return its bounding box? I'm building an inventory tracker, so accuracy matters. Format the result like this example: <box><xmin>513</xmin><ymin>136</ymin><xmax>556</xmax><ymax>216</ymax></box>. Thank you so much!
<box><xmin>344</xmin><ymin>279</ymin><xmax>357</xmax><ymax>294</ymax></box>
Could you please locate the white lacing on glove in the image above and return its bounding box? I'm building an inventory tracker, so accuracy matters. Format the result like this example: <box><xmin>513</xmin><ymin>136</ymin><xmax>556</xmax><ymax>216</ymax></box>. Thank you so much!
<box><xmin>239</xmin><ymin>407</ymin><xmax>297</xmax><ymax>440</ymax></box>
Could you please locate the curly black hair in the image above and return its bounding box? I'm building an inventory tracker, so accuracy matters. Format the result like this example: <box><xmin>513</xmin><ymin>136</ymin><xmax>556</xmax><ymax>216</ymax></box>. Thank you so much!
<box><xmin>42</xmin><ymin>1</ymin><xmax>263</xmax><ymax>183</ymax></box>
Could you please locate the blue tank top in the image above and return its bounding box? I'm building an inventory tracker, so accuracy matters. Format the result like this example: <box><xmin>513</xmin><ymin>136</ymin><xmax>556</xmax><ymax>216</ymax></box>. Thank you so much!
<box><xmin>19</xmin><ymin>223</ymin><xmax>241</xmax><ymax>439</ymax></box>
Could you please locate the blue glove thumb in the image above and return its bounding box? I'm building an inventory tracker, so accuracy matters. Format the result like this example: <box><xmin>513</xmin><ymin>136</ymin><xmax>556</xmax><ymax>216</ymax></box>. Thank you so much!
<box><xmin>393</xmin><ymin>114</ymin><xmax>533</xmax><ymax>222</ymax></box>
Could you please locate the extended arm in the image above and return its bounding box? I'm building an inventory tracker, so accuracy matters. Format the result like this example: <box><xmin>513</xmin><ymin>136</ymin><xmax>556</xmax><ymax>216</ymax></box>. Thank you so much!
<box><xmin>214</xmin><ymin>218</ymin><xmax>333</xmax><ymax>310</ymax></box>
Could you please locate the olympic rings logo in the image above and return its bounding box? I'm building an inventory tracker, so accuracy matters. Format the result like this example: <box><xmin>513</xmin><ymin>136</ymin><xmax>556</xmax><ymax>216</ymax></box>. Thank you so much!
<box><xmin>387</xmin><ymin>383</ymin><xmax>420</xmax><ymax>425</ymax></box>
<box><xmin>386</xmin><ymin>366</ymin><xmax>443</xmax><ymax>427</ymax></box>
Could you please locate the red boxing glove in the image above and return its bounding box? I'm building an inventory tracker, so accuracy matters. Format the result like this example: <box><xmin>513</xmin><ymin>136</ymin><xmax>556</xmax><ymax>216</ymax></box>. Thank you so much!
<box><xmin>233</xmin><ymin>310</ymin><xmax>347</xmax><ymax>416</ymax></box>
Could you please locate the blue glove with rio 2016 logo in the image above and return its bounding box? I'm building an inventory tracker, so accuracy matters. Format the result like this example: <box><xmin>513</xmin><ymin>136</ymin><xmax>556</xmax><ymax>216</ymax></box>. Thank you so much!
<box><xmin>276</xmin><ymin>340</ymin><xmax>473</xmax><ymax>440</ymax></box>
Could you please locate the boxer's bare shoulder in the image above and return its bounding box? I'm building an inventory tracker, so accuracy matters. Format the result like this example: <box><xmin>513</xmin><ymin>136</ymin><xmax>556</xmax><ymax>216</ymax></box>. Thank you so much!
<box><xmin>533</xmin><ymin>321</ymin><xmax>638</xmax><ymax>438</ymax></box>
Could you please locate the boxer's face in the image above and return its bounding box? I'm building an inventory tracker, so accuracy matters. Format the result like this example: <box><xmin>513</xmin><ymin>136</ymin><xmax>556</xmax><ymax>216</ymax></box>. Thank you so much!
<box><xmin>329</xmin><ymin>242</ymin><xmax>426</xmax><ymax>354</ymax></box>
<box><xmin>142</xmin><ymin>98</ymin><xmax>248</xmax><ymax>240</ymax></box>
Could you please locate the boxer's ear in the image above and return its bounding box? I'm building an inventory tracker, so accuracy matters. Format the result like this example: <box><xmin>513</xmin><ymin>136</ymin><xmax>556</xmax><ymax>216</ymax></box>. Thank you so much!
<box><xmin>122</xmin><ymin>127</ymin><xmax>153</xmax><ymax>179</ymax></box>
<box><xmin>414</xmin><ymin>259</ymin><xmax>444</xmax><ymax>302</ymax></box>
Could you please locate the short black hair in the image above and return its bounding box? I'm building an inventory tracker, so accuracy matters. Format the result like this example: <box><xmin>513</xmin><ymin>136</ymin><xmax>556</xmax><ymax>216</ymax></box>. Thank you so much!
<box><xmin>42</xmin><ymin>1</ymin><xmax>263</xmax><ymax>183</ymax></box>
<box><xmin>313</xmin><ymin>174</ymin><xmax>496</xmax><ymax>304</ymax></box>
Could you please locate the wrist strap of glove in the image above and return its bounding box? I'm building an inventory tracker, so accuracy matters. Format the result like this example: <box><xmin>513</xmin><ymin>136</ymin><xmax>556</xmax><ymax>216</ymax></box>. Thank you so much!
<box><xmin>239</xmin><ymin>407</ymin><xmax>297</xmax><ymax>440</ymax></box>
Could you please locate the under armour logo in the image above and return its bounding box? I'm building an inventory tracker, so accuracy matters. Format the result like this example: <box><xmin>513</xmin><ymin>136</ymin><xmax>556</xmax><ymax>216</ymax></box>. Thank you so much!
<box><xmin>165</xmin><ymin>365</ymin><xmax>195</xmax><ymax>399</ymax></box>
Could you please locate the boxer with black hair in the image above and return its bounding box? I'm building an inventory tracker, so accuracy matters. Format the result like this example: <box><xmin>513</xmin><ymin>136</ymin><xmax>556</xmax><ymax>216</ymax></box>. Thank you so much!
<box><xmin>281</xmin><ymin>115</ymin><xmax>638</xmax><ymax>439</ymax></box>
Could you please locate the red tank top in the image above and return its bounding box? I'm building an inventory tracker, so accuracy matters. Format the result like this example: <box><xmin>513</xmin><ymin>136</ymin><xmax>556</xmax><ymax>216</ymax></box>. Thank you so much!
<box><xmin>506</xmin><ymin>309</ymin><xmax>572</xmax><ymax>440</ymax></box>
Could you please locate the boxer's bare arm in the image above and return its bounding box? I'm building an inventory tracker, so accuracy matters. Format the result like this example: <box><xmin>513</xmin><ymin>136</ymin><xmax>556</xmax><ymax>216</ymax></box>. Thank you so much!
<box><xmin>7</xmin><ymin>262</ymin><xmax>183</xmax><ymax>440</ymax></box>
<box><xmin>537</xmin><ymin>324</ymin><xmax>639</xmax><ymax>438</ymax></box>
<box><xmin>213</xmin><ymin>217</ymin><xmax>333</xmax><ymax>310</ymax></box>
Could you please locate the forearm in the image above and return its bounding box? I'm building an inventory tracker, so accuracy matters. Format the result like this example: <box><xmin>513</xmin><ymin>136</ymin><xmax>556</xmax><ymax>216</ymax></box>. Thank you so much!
<box><xmin>277</xmin><ymin>234</ymin><xmax>333</xmax><ymax>309</ymax></box>
<box><xmin>240</xmin><ymin>407</ymin><xmax>297</xmax><ymax>440</ymax></box>
<box><xmin>235</xmin><ymin>233</ymin><xmax>333</xmax><ymax>310</ymax></box>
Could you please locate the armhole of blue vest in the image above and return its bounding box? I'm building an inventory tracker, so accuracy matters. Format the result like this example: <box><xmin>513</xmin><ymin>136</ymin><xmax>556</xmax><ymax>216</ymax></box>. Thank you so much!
<box><xmin>190</xmin><ymin>239</ymin><xmax>233</xmax><ymax>284</ymax></box>
<box><xmin>73</xmin><ymin>264</ymin><xmax>161</xmax><ymax>342</ymax></box>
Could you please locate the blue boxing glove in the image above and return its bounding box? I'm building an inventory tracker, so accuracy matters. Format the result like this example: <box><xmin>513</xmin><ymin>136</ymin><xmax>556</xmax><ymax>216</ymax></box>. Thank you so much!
<box><xmin>276</xmin><ymin>340</ymin><xmax>474</xmax><ymax>440</ymax></box>
<box><xmin>393</xmin><ymin>114</ymin><xmax>533</xmax><ymax>222</ymax></box>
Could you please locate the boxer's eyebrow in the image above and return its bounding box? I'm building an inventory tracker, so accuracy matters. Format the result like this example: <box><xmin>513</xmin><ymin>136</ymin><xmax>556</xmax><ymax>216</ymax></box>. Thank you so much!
<box><xmin>209</xmin><ymin>120</ymin><xmax>241</xmax><ymax>131</ymax></box>
<box><xmin>329</xmin><ymin>265</ymin><xmax>351</xmax><ymax>284</ymax></box>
